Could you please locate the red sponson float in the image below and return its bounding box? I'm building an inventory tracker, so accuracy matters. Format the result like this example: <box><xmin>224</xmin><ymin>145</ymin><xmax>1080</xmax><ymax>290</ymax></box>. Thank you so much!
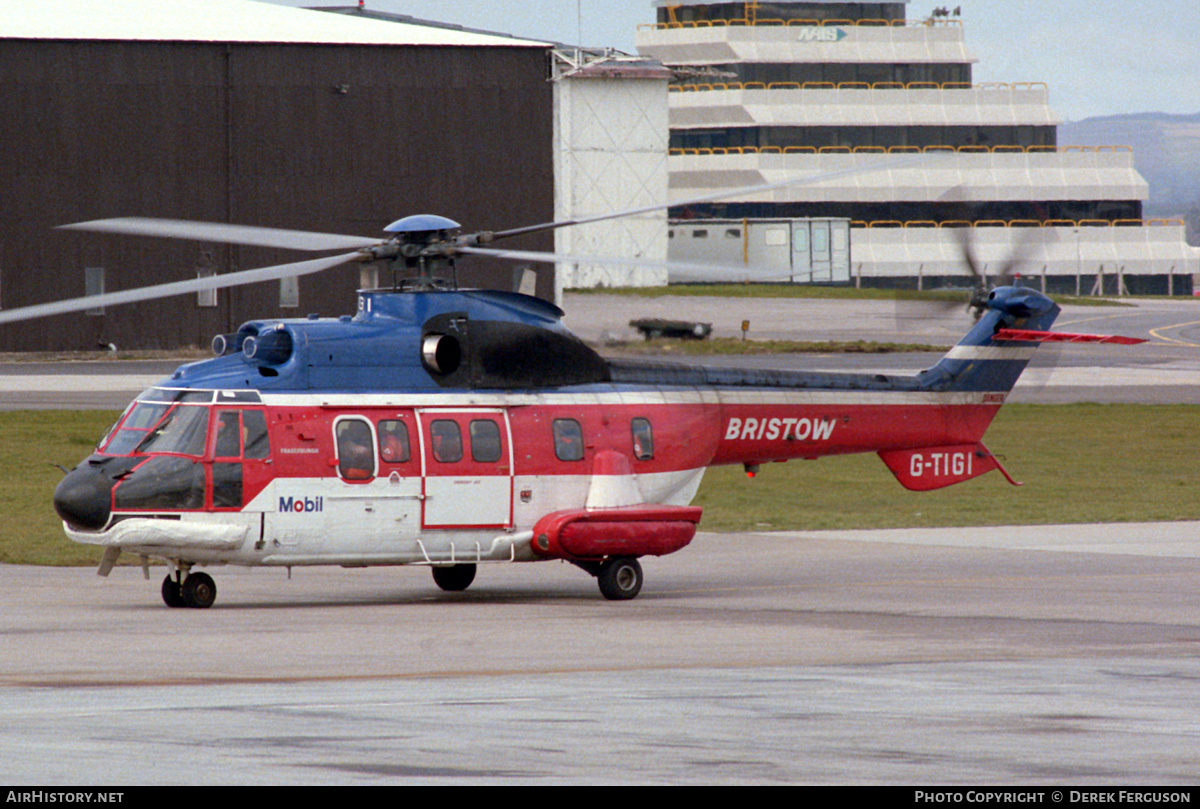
<box><xmin>531</xmin><ymin>505</ymin><xmax>702</xmax><ymax>561</ymax></box>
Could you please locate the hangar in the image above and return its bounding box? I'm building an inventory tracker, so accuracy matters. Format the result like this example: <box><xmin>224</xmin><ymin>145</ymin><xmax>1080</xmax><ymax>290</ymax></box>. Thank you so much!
<box><xmin>0</xmin><ymin>0</ymin><xmax>558</xmax><ymax>351</ymax></box>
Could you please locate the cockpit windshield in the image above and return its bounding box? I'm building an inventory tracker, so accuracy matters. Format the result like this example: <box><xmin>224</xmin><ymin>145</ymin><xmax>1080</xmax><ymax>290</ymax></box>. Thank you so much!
<box><xmin>98</xmin><ymin>389</ymin><xmax>216</xmax><ymax>456</ymax></box>
<box><xmin>134</xmin><ymin>404</ymin><xmax>210</xmax><ymax>456</ymax></box>
<box><xmin>99</xmin><ymin>401</ymin><xmax>171</xmax><ymax>455</ymax></box>
<box><xmin>98</xmin><ymin>388</ymin><xmax>265</xmax><ymax>457</ymax></box>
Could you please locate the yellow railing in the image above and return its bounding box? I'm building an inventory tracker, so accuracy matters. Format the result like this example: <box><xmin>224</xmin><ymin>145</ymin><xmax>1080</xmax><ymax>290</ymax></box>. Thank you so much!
<box><xmin>639</xmin><ymin>18</ymin><xmax>961</xmax><ymax>31</ymax></box>
<box><xmin>670</xmin><ymin>81</ymin><xmax>1050</xmax><ymax>92</ymax></box>
<box><xmin>668</xmin><ymin>144</ymin><xmax>1133</xmax><ymax>156</ymax></box>
<box><xmin>847</xmin><ymin>219</ymin><xmax>1184</xmax><ymax>229</ymax></box>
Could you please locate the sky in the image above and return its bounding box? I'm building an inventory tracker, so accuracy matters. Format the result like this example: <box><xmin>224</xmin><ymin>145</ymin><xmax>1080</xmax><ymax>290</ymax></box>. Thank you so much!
<box><xmin>264</xmin><ymin>0</ymin><xmax>1200</xmax><ymax>123</ymax></box>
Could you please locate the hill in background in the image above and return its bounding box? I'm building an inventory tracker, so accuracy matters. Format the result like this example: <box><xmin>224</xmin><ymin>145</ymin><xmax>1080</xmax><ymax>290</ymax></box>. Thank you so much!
<box><xmin>1061</xmin><ymin>113</ymin><xmax>1200</xmax><ymax>242</ymax></box>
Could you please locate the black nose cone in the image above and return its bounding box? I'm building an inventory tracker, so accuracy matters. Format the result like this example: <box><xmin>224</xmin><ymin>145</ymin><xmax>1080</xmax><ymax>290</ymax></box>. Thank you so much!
<box><xmin>53</xmin><ymin>466</ymin><xmax>114</xmax><ymax>531</ymax></box>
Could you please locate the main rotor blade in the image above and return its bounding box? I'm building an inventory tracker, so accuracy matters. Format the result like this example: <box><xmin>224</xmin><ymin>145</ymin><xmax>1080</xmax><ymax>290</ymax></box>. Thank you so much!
<box><xmin>0</xmin><ymin>252</ymin><xmax>360</xmax><ymax>325</ymax></box>
<box><xmin>458</xmin><ymin>245</ymin><xmax>793</xmax><ymax>283</ymax></box>
<box><xmin>485</xmin><ymin>154</ymin><xmax>933</xmax><ymax>243</ymax></box>
<box><xmin>59</xmin><ymin>218</ymin><xmax>380</xmax><ymax>252</ymax></box>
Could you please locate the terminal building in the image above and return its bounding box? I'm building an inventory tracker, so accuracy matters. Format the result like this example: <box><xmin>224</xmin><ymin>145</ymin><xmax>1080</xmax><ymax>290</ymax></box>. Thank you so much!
<box><xmin>635</xmin><ymin>0</ymin><xmax>1199</xmax><ymax>293</ymax></box>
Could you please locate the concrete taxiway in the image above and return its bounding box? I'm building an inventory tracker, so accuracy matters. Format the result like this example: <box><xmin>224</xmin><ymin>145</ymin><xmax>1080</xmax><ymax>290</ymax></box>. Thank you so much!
<box><xmin>2</xmin><ymin>521</ymin><xmax>1199</xmax><ymax>784</ymax></box>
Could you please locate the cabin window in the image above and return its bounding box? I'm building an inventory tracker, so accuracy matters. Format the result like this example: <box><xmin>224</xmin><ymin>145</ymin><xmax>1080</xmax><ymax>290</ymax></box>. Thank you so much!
<box><xmin>631</xmin><ymin>418</ymin><xmax>654</xmax><ymax>461</ymax></box>
<box><xmin>430</xmin><ymin>419</ymin><xmax>463</xmax><ymax>464</ymax></box>
<box><xmin>470</xmin><ymin>419</ymin><xmax>502</xmax><ymax>464</ymax></box>
<box><xmin>335</xmin><ymin>418</ymin><xmax>376</xmax><ymax>480</ymax></box>
<box><xmin>553</xmin><ymin>418</ymin><xmax>584</xmax><ymax>462</ymax></box>
<box><xmin>378</xmin><ymin>419</ymin><xmax>411</xmax><ymax>464</ymax></box>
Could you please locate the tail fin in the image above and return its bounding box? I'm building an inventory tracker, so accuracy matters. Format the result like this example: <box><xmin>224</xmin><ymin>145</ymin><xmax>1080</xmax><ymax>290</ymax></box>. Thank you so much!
<box><xmin>919</xmin><ymin>286</ymin><xmax>1060</xmax><ymax>395</ymax></box>
<box><xmin>878</xmin><ymin>285</ymin><xmax>1059</xmax><ymax>492</ymax></box>
<box><xmin>881</xmin><ymin>285</ymin><xmax>1144</xmax><ymax>492</ymax></box>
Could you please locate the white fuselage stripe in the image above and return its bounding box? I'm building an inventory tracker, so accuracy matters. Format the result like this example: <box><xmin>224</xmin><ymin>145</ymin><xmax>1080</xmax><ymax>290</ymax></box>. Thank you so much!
<box><xmin>258</xmin><ymin>389</ymin><xmax>1005</xmax><ymax>408</ymax></box>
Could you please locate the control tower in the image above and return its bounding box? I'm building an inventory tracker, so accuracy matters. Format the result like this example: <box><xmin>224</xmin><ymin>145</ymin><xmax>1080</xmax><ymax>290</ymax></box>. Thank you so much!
<box><xmin>637</xmin><ymin>1</ymin><xmax>1197</xmax><ymax>293</ymax></box>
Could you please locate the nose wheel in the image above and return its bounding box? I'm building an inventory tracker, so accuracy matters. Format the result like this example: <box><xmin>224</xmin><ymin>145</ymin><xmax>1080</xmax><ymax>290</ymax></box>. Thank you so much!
<box><xmin>161</xmin><ymin>570</ymin><xmax>217</xmax><ymax>609</ymax></box>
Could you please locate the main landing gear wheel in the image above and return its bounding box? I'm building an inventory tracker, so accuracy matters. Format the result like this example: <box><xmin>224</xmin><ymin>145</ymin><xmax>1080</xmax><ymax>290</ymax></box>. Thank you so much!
<box><xmin>161</xmin><ymin>575</ymin><xmax>186</xmax><ymax>608</ymax></box>
<box><xmin>181</xmin><ymin>572</ymin><xmax>217</xmax><ymax>609</ymax></box>
<box><xmin>431</xmin><ymin>563</ymin><xmax>476</xmax><ymax>592</ymax></box>
<box><xmin>597</xmin><ymin>556</ymin><xmax>643</xmax><ymax>601</ymax></box>
<box><xmin>162</xmin><ymin>572</ymin><xmax>216</xmax><ymax>608</ymax></box>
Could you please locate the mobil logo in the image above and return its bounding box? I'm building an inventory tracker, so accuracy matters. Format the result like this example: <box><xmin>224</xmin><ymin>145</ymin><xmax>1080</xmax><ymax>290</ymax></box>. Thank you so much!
<box><xmin>279</xmin><ymin>495</ymin><xmax>324</xmax><ymax>513</ymax></box>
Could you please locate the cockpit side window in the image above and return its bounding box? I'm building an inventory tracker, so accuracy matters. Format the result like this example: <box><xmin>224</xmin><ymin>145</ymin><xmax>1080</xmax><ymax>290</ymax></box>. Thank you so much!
<box><xmin>214</xmin><ymin>411</ymin><xmax>241</xmax><ymax>458</ymax></box>
<box><xmin>243</xmin><ymin>411</ymin><xmax>270</xmax><ymax>459</ymax></box>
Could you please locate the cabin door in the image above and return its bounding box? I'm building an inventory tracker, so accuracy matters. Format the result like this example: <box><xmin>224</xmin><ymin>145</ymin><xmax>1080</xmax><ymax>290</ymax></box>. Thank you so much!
<box><xmin>417</xmin><ymin>408</ymin><xmax>514</xmax><ymax>529</ymax></box>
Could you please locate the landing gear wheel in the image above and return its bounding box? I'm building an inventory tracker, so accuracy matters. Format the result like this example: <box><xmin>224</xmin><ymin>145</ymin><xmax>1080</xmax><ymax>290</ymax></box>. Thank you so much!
<box><xmin>181</xmin><ymin>572</ymin><xmax>217</xmax><ymax>609</ymax></box>
<box><xmin>432</xmin><ymin>563</ymin><xmax>476</xmax><ymax>592</ymax></box>
<box><xmin>597</xmin><ymin>556</ymin><xmax>643</xmax><ymax>601</ymax></box>
<box><xmin>161</xmin><ymin>575</ymin><xmax>186</xmax><ymax>608</ymax></box>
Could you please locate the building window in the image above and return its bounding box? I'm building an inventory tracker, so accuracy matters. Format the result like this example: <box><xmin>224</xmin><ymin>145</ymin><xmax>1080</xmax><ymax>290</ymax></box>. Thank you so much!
<box><xmin>85</xmin><ymin>267</ymin><xmax>105</xmax><ymax>316</ymax></box>
<box><xmin>279</xmin><ymin>276</ymin><xmax>299</xmax><ymax>309</ymax></box>
<box><xmin>196</xmin><ymin>269</ymin><xmax>217</xmax><ymax>308</ymax></box>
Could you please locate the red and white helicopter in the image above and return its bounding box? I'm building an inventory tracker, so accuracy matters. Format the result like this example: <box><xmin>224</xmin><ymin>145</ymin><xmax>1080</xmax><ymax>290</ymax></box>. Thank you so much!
<box><xmin>0</xmin><ymin>168</ymin><xmax>1144</xmax><ymax>608</ymax></box>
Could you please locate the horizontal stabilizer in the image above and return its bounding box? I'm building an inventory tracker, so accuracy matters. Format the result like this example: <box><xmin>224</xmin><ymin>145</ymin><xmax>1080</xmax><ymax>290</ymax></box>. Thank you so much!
<box><xmin>992</xmin><ymin>329</ymin><xmax>1145</xmax><ymax>345</ymax></box>
<box><xmin>878</xmin><ymin>443</ymin><xmax>1020</xmax><ymax>492</ymax></box>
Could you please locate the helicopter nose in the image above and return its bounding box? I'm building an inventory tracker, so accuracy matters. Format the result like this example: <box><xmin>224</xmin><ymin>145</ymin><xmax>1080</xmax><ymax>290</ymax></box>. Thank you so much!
<box><xmin>53</xmin><ymin>465</ymin><xmax>114</xmax><ymax>531</ymax></box>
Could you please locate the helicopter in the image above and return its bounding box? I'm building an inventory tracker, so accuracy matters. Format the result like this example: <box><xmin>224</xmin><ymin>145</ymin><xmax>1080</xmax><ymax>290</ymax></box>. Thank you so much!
<box><xmin>0</xmin><ymin>169</ymin><xmax>1145</xmax><ymax>608</ymax></box>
